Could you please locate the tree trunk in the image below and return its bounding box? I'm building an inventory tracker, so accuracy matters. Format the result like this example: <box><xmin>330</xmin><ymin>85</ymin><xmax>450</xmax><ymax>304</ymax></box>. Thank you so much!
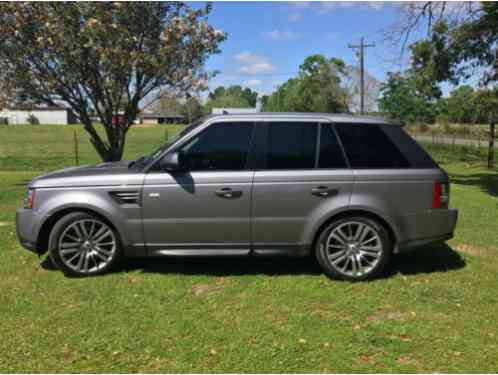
<box><xmin>488</xmin><ymin>122</ymin><xmax>495</xmax><ymax>169</ymax></box>
<box><xmin>80</xmin><ymin>118</ymin><xmax>110</xmax><ymax>162</ymax></box>
<box><xmin>80</xmin><ymin>114</ymin><xmax>133</xmax><ymax>162</ymax></box>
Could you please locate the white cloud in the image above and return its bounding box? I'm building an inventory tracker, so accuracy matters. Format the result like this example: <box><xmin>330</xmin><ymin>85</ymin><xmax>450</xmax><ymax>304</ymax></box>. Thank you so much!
<box><xmin>314</xmin><ymin>1</ymin><xmax>384</xmax><ymax>14</ymax></box>
<box><xmin>288</xmin><ymin>12</ymin><xmax>303</xmax><ymax>22</ymax></box>
<box><xmin>244</xmin><ymin>79</ymin><xmax>262</xmax><ymax>87</ymax></box>
<box><xmin>288</xmin><ymin>1</ymin><xmax>312</xmax><ymax>8</ymax></box>
<box><xmin>367</xmin><ymin>1</ymin><xmax>384</xmax><ymax>10</ymax></box>
<box><xmin>286</xmin><ymin>2</ymin><xmax>383</xmax><ymax>24</ymax></box>
<box><xmin>234</xmin><ymin>51</ymin><xmax>275</xmax><ymax>75</ymax></box>
<box><xmin>262</xmin><ymin>29</ymin><xmax>301</xmax><ymax>40</ymax></box>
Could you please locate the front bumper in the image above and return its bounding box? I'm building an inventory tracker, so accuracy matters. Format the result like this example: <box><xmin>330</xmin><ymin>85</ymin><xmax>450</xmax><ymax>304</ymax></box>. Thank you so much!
<box><xmin>16</xmin><ymin>208</ymin><xmax>43</xmax><ymax>253</ymax></box>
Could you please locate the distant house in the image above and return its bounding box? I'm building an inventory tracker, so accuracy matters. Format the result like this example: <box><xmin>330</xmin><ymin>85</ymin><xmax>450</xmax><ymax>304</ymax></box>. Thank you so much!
<box><xmin>140</xmin><ymin>109</ymin><xmax>186</xmax><ymax>125</ymax></box>
<box><xmin>211</xmin><ymin>107</ymin><xmax>258</xmax><ymax>115</ymax></box>
<box><xmin>0</xmin><ymin>105</ymin><xmax>76</xmax><ymax>125</ymax></box>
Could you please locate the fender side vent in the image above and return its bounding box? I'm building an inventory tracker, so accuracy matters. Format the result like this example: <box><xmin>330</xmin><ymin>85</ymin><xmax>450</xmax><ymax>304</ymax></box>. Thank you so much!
<box><xmin>109</xmin><ymin>191</ymin><xmax>140</xmax><ymax>205</ymax></box>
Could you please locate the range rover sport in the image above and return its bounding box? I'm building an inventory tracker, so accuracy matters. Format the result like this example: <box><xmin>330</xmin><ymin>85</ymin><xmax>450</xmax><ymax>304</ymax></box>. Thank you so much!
<box><xmin>16</xmin><ymin>113</ymin><xmax>458</xmax><ymax>281</ymax></box>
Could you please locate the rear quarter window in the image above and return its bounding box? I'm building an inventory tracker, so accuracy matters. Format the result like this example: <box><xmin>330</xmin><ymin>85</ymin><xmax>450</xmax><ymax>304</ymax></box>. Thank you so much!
<box><xmin>335</xmin><ymin>123</ymin><xmax>410</xmax><ymax>168</ymax></box>
<box><xmin>380</xmin><ymin>125</ymin><xmax>438</xmax><ymax>169</ymax></box>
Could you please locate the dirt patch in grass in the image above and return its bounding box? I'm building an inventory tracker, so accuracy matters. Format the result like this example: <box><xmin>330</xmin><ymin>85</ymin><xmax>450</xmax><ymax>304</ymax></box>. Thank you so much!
<box><xmin>456</xmin><ymin>244</ymin><xmax>489</xmax><ymax>257</ymax></box>
<box><xmin>367</xmin><ymin>310</ymin><xmax>414</xmax><ymax>323</ymax></box>
<box><xmin>191</xmin><ymin>283</ymin><xmax>224</xmax><ymax>297</ymax></box>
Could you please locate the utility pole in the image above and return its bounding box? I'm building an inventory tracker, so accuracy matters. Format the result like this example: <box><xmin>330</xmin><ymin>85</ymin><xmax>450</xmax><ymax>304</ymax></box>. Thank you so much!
<box><xmin>348</xmin><ymin>37</ymin><xmax>375</xmax><ymax>114</ymax></box>
<box><xmin>273</xmin><ymin>84</ymin><xmax>280</xmax><ymax>112</ymax></box>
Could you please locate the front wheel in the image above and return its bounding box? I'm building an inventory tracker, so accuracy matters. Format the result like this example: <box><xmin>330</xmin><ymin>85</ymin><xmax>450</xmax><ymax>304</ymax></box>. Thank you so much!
<box><xmin>48</xmin><ymin>212</ymin><xmax>123</xmax><ymax>277</ymax></box>
<box><xmin>315</xmin><ymin>216</ymin><xmax>392</xmax><ymax>281</ymax></box>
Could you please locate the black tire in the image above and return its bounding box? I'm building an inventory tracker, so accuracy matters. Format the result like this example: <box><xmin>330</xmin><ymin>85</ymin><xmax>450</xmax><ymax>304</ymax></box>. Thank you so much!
<box><xmin>48</xmin><ymin>212</ymin><xmax>123</xmax><ymax>277</ymax></box>
<box><xmin>315</xmin><ymin>216</ymin><xmax>392</xmax><ymax>281</ymax></box>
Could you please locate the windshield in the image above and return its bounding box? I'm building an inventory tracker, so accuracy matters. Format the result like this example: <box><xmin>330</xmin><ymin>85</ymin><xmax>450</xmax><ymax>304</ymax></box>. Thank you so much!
<box><xmin>129</xmin><ymin>117</ymin><xmax>207</xmax><ymax>170</ymax></box>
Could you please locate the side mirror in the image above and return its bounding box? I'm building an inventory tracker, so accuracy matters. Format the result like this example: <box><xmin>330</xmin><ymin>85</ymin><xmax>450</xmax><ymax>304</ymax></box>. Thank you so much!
<box><xmin>160</xmin><ymin>152</ymin><xmax>184</xmax><ymax>172</ymax></box>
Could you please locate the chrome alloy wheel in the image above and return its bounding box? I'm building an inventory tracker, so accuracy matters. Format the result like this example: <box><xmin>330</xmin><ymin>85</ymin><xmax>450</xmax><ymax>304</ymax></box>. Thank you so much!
<box><xmin>58</xmin><ymin>219</ymin><xmax>117</xmax><ymax>274</ymax></box>
<box><xmin>325</xmin><ymin>221</ymin><xmax>383</xmax><ymax>277</ymax></box>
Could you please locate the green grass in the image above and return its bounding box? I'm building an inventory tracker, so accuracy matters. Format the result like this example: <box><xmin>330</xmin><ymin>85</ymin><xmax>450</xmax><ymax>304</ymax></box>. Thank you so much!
<box><xmin>0</xmin><ymin>125</ymin><xmax>497</xmax><ymax>372</ymax></box>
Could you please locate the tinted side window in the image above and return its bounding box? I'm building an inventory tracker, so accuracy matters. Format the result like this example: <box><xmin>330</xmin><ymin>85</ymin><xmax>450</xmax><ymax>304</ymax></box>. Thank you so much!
<box><xmin>180</xmin><ymin>122</ymin><xmax>254</xmax><ymax>171</ymax></box>
<box><xmin>319</xmin><ymin>124</ymin><xmax>347</xmax><ymax>168</ymax></box>
<box><xmin>380</xmin><ymin>125</ymin><xmax>438</xmax><ymax>168</ymax></box>
<box><xmin>266</xmin><ymin>122</ymin><xmax>317</xmax><ymax>169</ymax></box>
<box><xmin>335</xmin><ymin>124</ymin><xmax>410</xmax><ymax>168</ymax></box>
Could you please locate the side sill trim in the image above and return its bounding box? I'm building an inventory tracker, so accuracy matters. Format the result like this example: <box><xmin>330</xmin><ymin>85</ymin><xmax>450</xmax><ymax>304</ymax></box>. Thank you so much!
<box><xmin>149</xmin><ymin>249</ymin><xmax>250</xmax><ymax>257</ymax></box>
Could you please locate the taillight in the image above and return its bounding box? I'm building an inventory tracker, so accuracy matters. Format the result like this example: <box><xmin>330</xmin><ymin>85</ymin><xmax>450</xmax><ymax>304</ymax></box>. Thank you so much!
<box><xmin>432</xmin><ymin>181</ymin><xmax>449</xmax><ymax>209</ymax></box>
<box><xmin>24</xmin><ymin>188</ymin><xmax>35</xmax><ymax>209</ymax></box>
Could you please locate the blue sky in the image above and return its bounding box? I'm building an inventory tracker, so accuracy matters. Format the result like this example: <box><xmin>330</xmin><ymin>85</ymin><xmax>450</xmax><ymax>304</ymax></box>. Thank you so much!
<box><xmin>194</xmin><ymin>1</ymin><xmax>415</xmax><ymax>97</ymax></box>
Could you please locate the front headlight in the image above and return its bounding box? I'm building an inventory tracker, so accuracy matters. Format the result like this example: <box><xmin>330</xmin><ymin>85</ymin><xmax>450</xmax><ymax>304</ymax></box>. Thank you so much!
<box><xmin>24</xmin><ymin>188</ymin><xmax>35</xmax><ymax>209</ymax></box>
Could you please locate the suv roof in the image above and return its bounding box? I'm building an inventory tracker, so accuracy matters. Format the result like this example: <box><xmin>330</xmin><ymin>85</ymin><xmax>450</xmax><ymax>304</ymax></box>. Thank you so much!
<box><xmin>206</xmin><ymin>112</ymin><xmax>402</xmax><ymax>126</ymax></box>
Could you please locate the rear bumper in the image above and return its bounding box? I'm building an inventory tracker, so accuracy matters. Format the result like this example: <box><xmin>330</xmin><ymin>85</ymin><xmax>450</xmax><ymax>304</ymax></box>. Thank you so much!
<box><xmin>16</xmin><ymin>208</ymin><xmax>43</xmax><ymax>253</ymax></box>
<box><xmin>397</xmin><ymin>232</ymin><xmax>454</xmax><ymax>253</ymax></box>
<box><xmin>396</xmin><ymin>208</ymin><xmax>458</xmax><ymax>253</ymax></box>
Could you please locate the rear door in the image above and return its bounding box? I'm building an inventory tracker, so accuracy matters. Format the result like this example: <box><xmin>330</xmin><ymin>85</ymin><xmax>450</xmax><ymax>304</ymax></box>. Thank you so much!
<box><xmin>251</xmin><ymin>120</ymin><xmax>354</xmax><ymax>255</ymax></box>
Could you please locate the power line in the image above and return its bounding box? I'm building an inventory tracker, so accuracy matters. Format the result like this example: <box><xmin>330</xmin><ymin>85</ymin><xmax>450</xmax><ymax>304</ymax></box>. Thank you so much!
<box><xmin>348</xmin><ymin>37</ymin><xmax>375</xmax><ymax>114</ymax></box>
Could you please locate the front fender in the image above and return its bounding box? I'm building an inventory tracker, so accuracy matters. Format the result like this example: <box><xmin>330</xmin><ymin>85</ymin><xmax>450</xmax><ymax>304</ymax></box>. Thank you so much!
<box><xmin>35</xmin><ymin>187</ymin><xmax>143</xmax><ymax>248</ymax></box>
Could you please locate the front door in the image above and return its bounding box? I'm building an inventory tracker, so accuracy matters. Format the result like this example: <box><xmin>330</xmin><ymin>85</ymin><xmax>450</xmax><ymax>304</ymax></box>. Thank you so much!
<box><xmin>142</xmin><ymin>121</ymin><xmax>256</xmax><ymax>255</ymax></box>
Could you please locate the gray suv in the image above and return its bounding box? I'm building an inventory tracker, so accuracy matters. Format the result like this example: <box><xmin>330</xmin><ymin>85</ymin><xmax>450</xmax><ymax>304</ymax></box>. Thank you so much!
<box><xmin>16</xmin><ymin>113</ymin><xmax>458</xmax><ymax>281</ymax></box>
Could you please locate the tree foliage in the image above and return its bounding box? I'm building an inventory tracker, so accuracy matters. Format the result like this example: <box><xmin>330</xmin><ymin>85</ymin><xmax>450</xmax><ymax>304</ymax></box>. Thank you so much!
<box><xmin>443</xmin><ymin>85</ymin><xmax>476</xmax><ymax>124</ymax></box>
<box><xmin>183</xmin><ymin>96</ymin><xmax>204</xmax><ymax>122</ymax></box>
<box><xmin>0</xmin><ymin>2</ymin><xmax>225</xmax><ymax>161</ymax></box>
<box><xmin>379</xmin><ymin>72</ymin><xmax>437</xmax><ymax>123</ymax></box>
<box><xmin>263</xmin><ymin>55</ymin><xmax>350</xmax><ymax>113</ymax></box>
<box><xmin>203</xmin><ymin>85</ymin><xmax>258</xmax><ymax>113</ymax></box>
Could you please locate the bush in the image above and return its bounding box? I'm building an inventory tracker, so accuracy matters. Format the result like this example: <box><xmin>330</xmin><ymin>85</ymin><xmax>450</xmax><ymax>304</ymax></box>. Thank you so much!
<box><xmin>443</xmin><ymin>122</ymin><xmax>453</xmax><ymax>134</ymax></box>
<box><xmin>419</xmin><ymin>123</ymin><xmax>430</xmax><ymax>133</ymax></box>
<box><xmin>436</xmin><ymin>113</ymin><xmax>450</xmax><ymax>126</ymax></box>
<box><xmin>27</xmin><ymin>114</ymin><xmax>40</xmax><ymax>125</ymax></box>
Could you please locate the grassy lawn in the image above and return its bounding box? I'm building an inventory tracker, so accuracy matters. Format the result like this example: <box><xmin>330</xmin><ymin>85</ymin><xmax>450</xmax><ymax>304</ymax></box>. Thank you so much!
<box><xmin>0</xmin><ymin>125</ymin><xmax>497</xmax><ymax>372</ymax></box>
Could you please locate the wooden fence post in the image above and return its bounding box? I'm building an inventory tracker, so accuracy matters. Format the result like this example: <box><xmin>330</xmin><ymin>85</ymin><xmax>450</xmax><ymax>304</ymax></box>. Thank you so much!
<box><xmin>73</xmin><ymin>129</ymin><xmax>79</xmax><ymax>166</ymax></box>
<box><xmin>488</xmin><ymin>123</ymin><xmax>495</xmax><ymax>169</ymax></box>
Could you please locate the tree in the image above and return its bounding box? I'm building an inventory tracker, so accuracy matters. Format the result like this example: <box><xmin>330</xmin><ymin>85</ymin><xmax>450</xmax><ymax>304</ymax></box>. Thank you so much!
<box><xmin>342</xmin><ymin>65</ymin><xmax>380</xmax><ymax>113</ymax></box>
<box><xmin>212</xmin><ymin>85</ymin><xmax>258</xmax><ymax>107</ymax></box>
<box><xmin>379</xmin><ymin>72</ymin><xmax>437</xmax><ymax>123</ymax></box>
<box><xmin>263</xmin><ymin>55</ymin><xmax>350</xmax><ymax>113</ymax></box>
<box><xmin>0</xmin><ymin>2</ymin><xmax>225</xmax><ymax>161</ymax></box>
<box><xmin>475</xmin><ymin>89</ymin><xmax>498</xmax><ymax>168</ymax></box>
<box><xmin>203</xmin><ymin>85</ymin><xmax>257</xmax><ymax>113</ymax></box>
<box><xmin>183</xmin><ymin>96</ymin><xmax>203</xmax><ymax>123</ymax></box>
<box><xmin>389</xmin><ymin>2</ymin><xmax>498</xmax><ymax>167</ymax></box>
<box><xmin>150</xmin><ymin>95</ymin><xmax>184</xmax><ymax>116</ymax></box>
<box><xmin>446</xmin><ymin>85</ymin><xmax>476</xmax><ymax>123</ymax></box>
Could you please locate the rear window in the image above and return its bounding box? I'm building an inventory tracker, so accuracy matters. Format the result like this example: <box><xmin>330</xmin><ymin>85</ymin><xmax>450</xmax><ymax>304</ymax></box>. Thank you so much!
<box><xmin>335</xmin><ymin>124</ymin><xmax>410</xmax><ymax>168</ymax></box>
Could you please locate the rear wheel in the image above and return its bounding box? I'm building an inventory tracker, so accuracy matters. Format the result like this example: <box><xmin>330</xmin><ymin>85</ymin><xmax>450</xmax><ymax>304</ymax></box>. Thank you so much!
<box><xmin>315</xmin><ymin>216</ymin><xmax>392</xmax><ymax>281</ymax></box>
<box><xmin>48</xmin><ymin>212</ymin><xmax>123</xmax><ymax>276</ymax></box>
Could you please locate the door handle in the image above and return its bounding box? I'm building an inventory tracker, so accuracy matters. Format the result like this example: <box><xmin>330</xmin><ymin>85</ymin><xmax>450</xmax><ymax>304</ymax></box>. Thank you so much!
<box><xmin>215</xmin><ymin>188</ymin><xmax>243</xmax><ymax>199</ymax></box>
<box><xmin>311</xmin><ymin>186</ymin><xmax>339</xmax><ymax>197</ymax></box>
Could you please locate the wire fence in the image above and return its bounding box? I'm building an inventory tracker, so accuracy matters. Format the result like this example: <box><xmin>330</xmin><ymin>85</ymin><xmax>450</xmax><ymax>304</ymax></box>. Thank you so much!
<box><xmin>407</xmin><ymin>131</ymin><xmax>498</xmax><ymax>149</ymax></box>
